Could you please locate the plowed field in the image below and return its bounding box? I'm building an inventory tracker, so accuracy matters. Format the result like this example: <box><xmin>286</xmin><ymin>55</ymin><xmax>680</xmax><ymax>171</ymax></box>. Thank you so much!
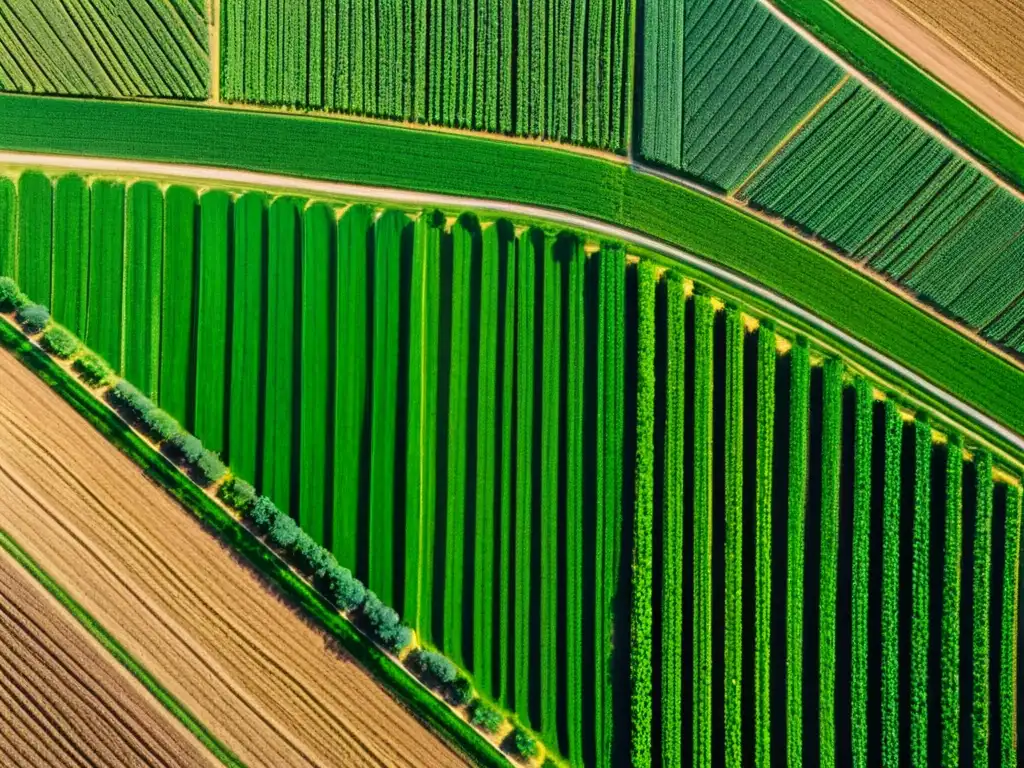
<box><xmin>838</xmin><ymin>0</ymin><xmax>1024</xmax><ymax>140</ymax></box>
<box><xmin>0</xmin><ymin>347</ymin><xmax>471</xmax><ymax>768</ymax></box>
<box><xmin>0</xmin><ymin>548</ymin><xmax>218</xmax><ymax>767</ymax></box>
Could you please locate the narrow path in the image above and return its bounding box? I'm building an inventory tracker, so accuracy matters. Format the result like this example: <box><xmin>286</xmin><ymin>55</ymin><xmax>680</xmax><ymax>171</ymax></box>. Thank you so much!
<box><xmin>0</xmin><ymin>150</ymin><xmax>1020</xmax><ymax>460</ymax></box>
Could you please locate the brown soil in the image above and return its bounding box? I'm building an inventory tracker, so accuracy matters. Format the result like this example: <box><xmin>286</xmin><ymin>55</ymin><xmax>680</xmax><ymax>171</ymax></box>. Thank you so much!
<box><xmin>0</xmin><ymin>348</ymin><xmax>471</xmax><ymax>768</ymax></box>
<box><xmin>837</xmin><ymin>0</ymin><xmax>1024</xmax><ymax>141</ymax></box>
<box><xmin>0</xmin><ymin>549</ymin><xmax>219</xmax><ymax>768</ymax></box>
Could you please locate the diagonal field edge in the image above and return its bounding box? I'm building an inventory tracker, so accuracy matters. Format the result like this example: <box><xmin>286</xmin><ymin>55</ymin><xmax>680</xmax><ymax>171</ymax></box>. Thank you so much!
<box><xmin>0</xmin><ymin>529</ymin><xmax>246</xmax><ymax>768</ymax></box>
<box><xmin>0</xmin><ymin>149</ymin><xmax>1021</xmax><ymax>464</ymax></box>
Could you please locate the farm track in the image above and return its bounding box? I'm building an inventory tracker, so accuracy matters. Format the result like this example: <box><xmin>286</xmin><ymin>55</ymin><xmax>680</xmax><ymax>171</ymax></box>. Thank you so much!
<box><xmin>0</xmin><ymin>347</ymin><xmax>471</xmax><ymax>768</ymax></box>
<box><xmin>0</xmin><ymin>548</ymin><xmax>218</xmax><ymax>768</ymax></box>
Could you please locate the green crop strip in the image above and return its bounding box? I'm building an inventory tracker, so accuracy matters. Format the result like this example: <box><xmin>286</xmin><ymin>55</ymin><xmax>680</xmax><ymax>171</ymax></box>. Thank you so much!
<box><xmin>539</xmin><ymin>231</ymin><xmax>560</xmax><ymax>746</ymax></box>
<box><xmin>820</xmin><ymin>357</ymin><xmax>843</xmax><ymax>768</ymax></box>
<box><xmin>771</xmin><ymin>0</ymin><xmax>1024</xmax><ymax>193</ymax></box>
<box><xmin>595</xmin><ymin>244</ymin><xmax>624</xmax><ymax>768</ymax></box>
<box><xmin>1001</xmin><ymin>485</ymin><xmax>1021</xmax><ymax>768</ymax></box>
<box><xmin>942</xmin><ymin>434</ymin><xmax>964</xmax><ymax>766</ymax></box>
<box><xmin>725</xmin><ymin>306</ymin><xmax>744</xmax><ymax>765</ymax></box>
<box><xmin>368</xmin><ymin>210</ymin><xmax>406</xmax><ymax>596</ymax></box>
<box><xmin>851</xmin><ymin>377</ymin><xmax>872</xmax><ymax>768</ymax></box>
<box><xmin>229</xmin><ymin>193</ymin><xmax>266</xmax><ymax>485</ymax></box>
<box><xmin>0</xmin><ymin>531</ymin><xmax>243</xmax><ymax>768</ymax></box>
<box><xmin>334</xmin><ymin>204</ymin><xmax>372</xmax><ymax>566</ymax></box>
<box><xmin>125</xmin><ymin>181</ymin><xmax>163</xmax><ymax>397</ymax></box>
<box><xmin>693</xmin><ymin>292</ymin><xmax>714</xmax><ymax>768</ymax></box>
<box><xmin>755</xmin><ymin>322</ymin><xmax>775</xmax><ymax>768</ymax></box>
<box><xmin>52</xmin><ymin>174</ymin><xmax>89</xmax><ymax>339</ymax></box>
<box><xmin>513</xmin><ymin>227</ymin><xmax>535</xmax><ymax>726</ymax></box>
<box><xmin>882</xmin><ymin>399</ymin><xmax>902</xmax><ymax>767</ymax></box>
<box><xmin>18</xmin><ymin>171</ymin><xmax>52</xmax><ymax>309</ymax></box>
<box><xmin>472</xmin><ymin>223</ymin><xmax>499</xmax><ymax>697</ymax></box>
<box><xmin>85</xmin><ymin>180</ymin><xmax>124</xmax><ymax>372</ymax></box>
<box><xmin>787</xmin><ymin>338</ymin><xmax>810</xmax><ymax>768</ymax></box>
<box><xmin>631</xmin><ymin>260</ymin><xmax>656</xmax><ymax>767</ymax></box>
<box><xmin>160</xmin><ymin>186</ymin><xmax>197</xmax><ymax>428</ymax></box>
<box><xmin>0</xmin><ymin>178</ymin><xmax>14</xmax><ymax>278</ymax></box>
<box><xmin>194</xmin><ymin>189</ymin><xmax>230</xmax><ymax>455</ymax></box>
<box><xmin>565</xmin><ymin>235</ymin><xmax>585</xmax><ymax>763</ymax></box>
<box><xmin>661</xmin><ymin>275</ymin><xmax>686</xmax><ymax>768</ymax></box>
<box><xmin>911</xmin><ymin>416</ymin><xmax>932</xmax><ymax>768</ymax></box>
<box><xmin>496</xmin><ymin>225</ymin><xmax>516</xmax><ymax>708</ymax></box>
<box><xmin>263</xmin><ymin>197</ymin><xmax>299</xmax><ymax>514</ymax></box>
<box><xmin>974</xmin><ymin>450</ymin><xmax>994</xmax><ymax>766</ymax></box>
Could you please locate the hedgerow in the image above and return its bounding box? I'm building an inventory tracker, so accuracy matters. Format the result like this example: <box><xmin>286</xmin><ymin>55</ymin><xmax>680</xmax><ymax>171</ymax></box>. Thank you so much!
<box><xmin>0</xmin><ymin>276</ymin><xmax>25</xmax><ymax>311</ymax></box>
<box><xmin>218</xmin><ymin>477</ymin><xmax>257</xmax><ymax>512</ymax></box>
<box><xmin>16</xmin><ymin>303</ymin><xmax>49</xmax><ymax>334</ymax></box>
<box><xmin>41</xmin><ymin>326</ymin><xmax>79</xmax><ymax>359</ymax></box>
<box><xmin>73</xmin><ymin>353</ymin><xmax>113</xmax><ymax>388</ymax></box>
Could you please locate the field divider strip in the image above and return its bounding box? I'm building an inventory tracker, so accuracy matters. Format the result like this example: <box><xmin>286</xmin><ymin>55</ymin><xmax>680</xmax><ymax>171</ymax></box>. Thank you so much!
<box><xmin>730</xmin><ymin>73</ymin><xmax>851</xmax><ymax>198</ymax></box>
<box><xmin>0</xmin><ymin>314</ymin><xmax>512</xmax><ymax>768</ymax></box>
<box><xmin>0</xmin><ymin>528</ymin><xmax>245</xmax><ymax>768</ymax></box>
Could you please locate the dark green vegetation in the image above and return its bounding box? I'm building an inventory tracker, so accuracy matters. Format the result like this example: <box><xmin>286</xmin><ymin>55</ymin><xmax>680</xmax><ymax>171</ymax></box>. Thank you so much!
<box><xmin>2</xmin><ymin>164</ymin><xmax>1023</xmax><ymax>766</ymax></box>
<box><xmin>221</xmin><ymin>0</ymin><xmax>633</xmax><ymax>151</ymax></box>
<box><xmin>771</xmin><ymin>0</ymin><xmax>1024</xmax><ymax>193</ymax></box>
<box><xmin>637</xmin><ymin>2</ymin><xmax>1024</xmax><ymax>358</ymax></box>
<box><xmin>2</xmin><ymin>96</ymin><xmax>1023</xmax><ymax>456</ymax></box>
<box><xmin>0</xmin><ymin>314</ymin><xmax>509</xmax><ymax>768</ymax></box>
<box><xmin>0</xmin><ymin>0</ymin><xmax>208</xmax><ymax>99</ymax></box>
<box><xmin>640</xmin><ymin>0</ymin><xmax>843</xmax><ymax>189</ymax></box>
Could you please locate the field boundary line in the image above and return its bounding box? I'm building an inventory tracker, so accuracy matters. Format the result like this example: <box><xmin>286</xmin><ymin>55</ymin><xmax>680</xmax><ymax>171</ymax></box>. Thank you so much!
<box><xmin>0</xmin><ymin>316</ymin><xmax>511</xmax><ymax>768</ymax></box>
<box><xmin>758</xmin><ymin>0</ymin><xmax>1024</xmax><ymax>205</ymax></box>
<box><xmin>730</xmin><ymin>73</ymin><xmax>851</xmax><ymax>198</ymax></box>
<box><xmin>0</xmin><ymin>150</ymin><xmax>1022</xmax><ymax>464</ymax></box>
<box><xmin>0</xmin><ymin>528</ymin><xmax>246</xmax><ymax>768</ymax></box>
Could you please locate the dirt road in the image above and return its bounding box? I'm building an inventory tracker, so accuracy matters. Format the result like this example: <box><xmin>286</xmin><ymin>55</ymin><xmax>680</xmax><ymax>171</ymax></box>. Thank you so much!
<box><xmin>0</xmin><ymin>547</ymin><xmax>219</xmax><ymax>767</ymax></box>
<box><xmin>838</xmin><ymin>0</ymin><xmax>1024</xmax><ymax>141</ymax></box>
<box><xmin>0</xmin><ymin>347</ymin><xmax>471</xmax><ymax>768</ymax></box>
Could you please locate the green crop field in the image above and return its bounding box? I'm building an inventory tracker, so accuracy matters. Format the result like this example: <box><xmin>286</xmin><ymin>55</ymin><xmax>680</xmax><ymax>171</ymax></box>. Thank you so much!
<box><xmin>0</xmin><ymin>0</ymin><xmax>208</xmax><ymax>99</ymax></box>
<box><xmin>3</xmin><ymin>0</ymin><xmax>1024</xmax><ymax>765</ymax></box>
<box><xmin>221</xmin><ymin>0</ymin><xmax>633</xmax><ymax>151</ymax></box>
<box><xmin>0</xmin><ymin>166</ymin><xmax>1021</xmax><ymax>767</ymax></box>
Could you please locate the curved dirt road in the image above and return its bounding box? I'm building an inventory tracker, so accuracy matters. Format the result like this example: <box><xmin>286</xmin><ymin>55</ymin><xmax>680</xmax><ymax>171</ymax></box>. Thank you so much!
<box><xmin>0</xmin><ymin>347</ymin><xmax>471</xmax><ymax>768</ymax></box>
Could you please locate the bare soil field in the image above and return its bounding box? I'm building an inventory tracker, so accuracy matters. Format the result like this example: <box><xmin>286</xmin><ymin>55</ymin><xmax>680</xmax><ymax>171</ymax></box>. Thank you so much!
<box><xmin>0</xmin><ymin>347</ymin><xmax>471</xmax><ymax>768</ymax></box>
<box><xmin>837</xmin><ymin>0</ymin><xmax>1024</xmax><ymax>140</ymax></box>
<box><xmin>0</xmin><ymin>548</ymin><xmax>219</xmax><ymax>767</ymax></box>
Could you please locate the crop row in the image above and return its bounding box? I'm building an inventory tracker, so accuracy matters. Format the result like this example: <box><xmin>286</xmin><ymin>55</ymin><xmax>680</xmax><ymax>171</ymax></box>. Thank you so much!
<box><xmin>739</xmin><ymin>81</ymin><xmax>1024</xmax><ymax>355</ymax></box>
<box><xmin>3</xmin><ymin>170</ymin><xmax>1021</xmax><ymax>767</ymax></box>
<box><xmin>221</xmin><ymin>0</ymin><xmax>633</xmax><ymax>151</ymax></box>
<box><xmin>640</xmin><ymin>0</ymin><xmax>843</xmax><ymax>189</ymax></box>
<box><xmin>0</xmin><ymin>0</ymin><xmax>207</xmax><ymax>99</ymax></box>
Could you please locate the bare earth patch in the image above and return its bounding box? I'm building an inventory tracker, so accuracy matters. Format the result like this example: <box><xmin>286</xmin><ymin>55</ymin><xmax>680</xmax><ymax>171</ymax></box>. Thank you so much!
<box><xmin>0</xmin><ymin>548</ymin><xmax>219</xmax><ymax>767</ymax></box>
<box><xmin>0</xmin><ymin>347</ymin><xmax>471</xmax><ymax>768</ymax></box>
<box><xmin>837</xmin><ymin>0</ymin><xmax>1024</xmax><ymax>141</ymax></box>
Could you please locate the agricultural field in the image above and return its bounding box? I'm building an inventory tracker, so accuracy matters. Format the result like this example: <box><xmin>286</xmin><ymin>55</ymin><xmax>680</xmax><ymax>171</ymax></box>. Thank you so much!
<box><xmin>2</xmin><ymin>1</ymin><xmax>1024</xmax><ymax>767</ymax></box>
<box><xmin>0</xmin><ymin>347</ymin><xmax>472</xmax><ymax>768</ymax></box>
<box><xmin>640</xmin><ymin>0</ymin><xmax>844</xmax><ymax>189</ymax></box>
<box><xmin>221</xmin><ymin>0</ymin><xmax>634</xmax><ymax>151</ymax></box>
<box><xmin>837</xmin><ymin>0</ymin><xmax>1024</xmax><ymax>141</ymax></box>
<box><xmin>0</xmin><ymin>548</ymin><xmax>219</xmax><ymax>767</ymax></box>
<box><xmin>737</xmin><ymin>82</ymin><xmax>1024</xmax><ymax>355</ymax></box>
<box><xmin>0</xmin><ymin>164</ymin><xmax>1021</xmax><ymax>766</ymax></box>
<box><xmin>0</xmin><ymin>0</ymin><xmax>208</xmax><ymax>99</ymax></box>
